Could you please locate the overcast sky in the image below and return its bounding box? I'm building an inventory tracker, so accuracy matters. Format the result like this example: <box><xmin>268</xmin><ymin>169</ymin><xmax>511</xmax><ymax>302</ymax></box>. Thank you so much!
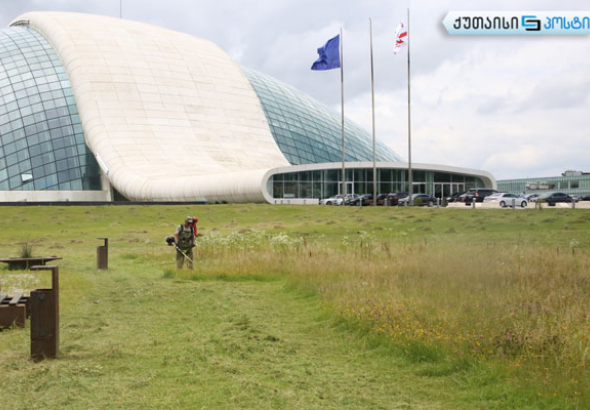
<box><xmin>2</xmin><ymin>0</ymin><xmax>589</xmax><ymax>180</ymax></box>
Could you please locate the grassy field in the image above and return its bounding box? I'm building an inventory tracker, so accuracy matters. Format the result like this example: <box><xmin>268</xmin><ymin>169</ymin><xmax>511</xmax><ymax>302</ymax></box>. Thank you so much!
<box><xmin>0</xmin><ymin>204</ymin><xmax>589</xmax><ymax>409</ymax></box>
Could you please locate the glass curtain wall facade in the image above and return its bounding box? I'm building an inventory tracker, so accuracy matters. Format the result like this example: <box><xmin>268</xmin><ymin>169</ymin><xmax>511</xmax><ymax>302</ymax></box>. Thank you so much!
<box><xmin>271</xmin><ymin>168</ymin><xmax>484</xmax><ymax>199</ymax></box>
<box><xmin>243</xmin><ymin>67</ymin><xmax>402</xmax><ymax>165</ymax></box>
<box><xmin>0</xmin><ymin>26</ymin><xmax>101</xmax><ymax>192</ymax></box>
<box><xmin>498</xmin><ymin>175</ymin><xmax>590</xmax><ymax>196</ymax></box>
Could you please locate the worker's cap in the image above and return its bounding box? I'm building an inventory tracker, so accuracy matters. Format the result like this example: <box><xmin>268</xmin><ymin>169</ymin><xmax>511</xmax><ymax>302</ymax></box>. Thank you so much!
<box><xmin>185</xmin><ymin>216</ymin><xmax>194</xmax><ymax>223</ymax></box>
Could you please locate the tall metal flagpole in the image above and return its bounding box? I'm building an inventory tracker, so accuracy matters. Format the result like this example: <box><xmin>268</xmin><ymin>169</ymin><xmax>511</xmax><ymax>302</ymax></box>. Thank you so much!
<box><xmin>370</xmin><ymin>19</ymin><xmax>377</xmax><ymax>206</ymax></box>
<box><xmin>340</xmin><ymin>27</ymin><xmax>346</xmax><ymax>200</ymax></box>
<box><xmin>407</xmin><ymin>8</ymin><xmax>413</xmax><ymax>205</ymax></box>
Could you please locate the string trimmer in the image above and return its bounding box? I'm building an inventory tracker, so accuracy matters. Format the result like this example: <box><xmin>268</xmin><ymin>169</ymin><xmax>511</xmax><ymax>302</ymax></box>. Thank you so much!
<box><xmin>165</xmin><ymin>236</ymin><xmax>194</xmax><ymax>263</ymax></box>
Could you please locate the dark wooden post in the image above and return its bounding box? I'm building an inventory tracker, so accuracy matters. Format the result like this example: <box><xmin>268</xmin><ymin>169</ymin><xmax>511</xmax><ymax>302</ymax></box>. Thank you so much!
<box><xmin>30</xmin><ymin>265</ymin><xmax>59</xmax><ymax>361</ymax></box>
<box><xmin>97</xmin><ymin>237</ymin><xmax>108</xmax><ymax>270</ymax></box>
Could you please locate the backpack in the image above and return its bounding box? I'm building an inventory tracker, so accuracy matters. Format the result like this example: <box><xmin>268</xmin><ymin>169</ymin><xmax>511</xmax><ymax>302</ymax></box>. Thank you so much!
<box><xmin>177</xmin><ymin>224</ymin><xmax>195</xmax><ymax>241</ymax></box>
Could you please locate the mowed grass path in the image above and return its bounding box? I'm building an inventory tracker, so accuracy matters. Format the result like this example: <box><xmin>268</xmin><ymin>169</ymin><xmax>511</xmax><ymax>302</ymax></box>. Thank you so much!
<box><xmin>1</xmin><ymin>204</ymin><xmax>589</xmax><ymax>409</ymax></box>
<box><xmin>1</xmin><ymin>269</ymin><xmax>497</xmax><ymax>410</ymax></box>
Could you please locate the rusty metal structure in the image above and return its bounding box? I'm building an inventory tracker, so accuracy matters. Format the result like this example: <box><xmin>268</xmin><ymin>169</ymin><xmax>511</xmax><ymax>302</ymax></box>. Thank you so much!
<box><xmin>0</xmin><ymin>256</ymin><xmax>62</xmax><ymax>270</ymax></box>
<box><xmin>97</xmin><ymin>238</ymin><xmax>108</xmax><ymax>270</ymax></box>
<box><xmin>0</xmin><ymin>293</ymin><xmax>29</xmax><ymax>328</ymax></box>
<box><xmin>29</xmin><ymin>265</ymin><xmax>60</xmax><ymax>361</ymax></box>
<box><xmin>0</xmin><ymin>259</ymin><xmax>61</xmax><ymax>361</ymax></box>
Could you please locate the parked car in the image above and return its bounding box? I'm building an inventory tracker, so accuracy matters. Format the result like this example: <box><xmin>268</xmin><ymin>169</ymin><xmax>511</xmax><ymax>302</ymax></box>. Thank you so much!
<box><xmin>414</xmin><ymin>194</ymin><xmax>437</xmax><ymax>206</ymax></box>
<box><xmin>380</xmin><ymin>192</ymin><xmax>409</xmax><ymax>206</ymax></box>
<box><xmin>464</xmin><ymin>188</ymin><xmax>498</xmax><ymax>205</ymax></box>
<box><xmin>536</xmin><ymin>192</ymin><xmax>575</xmax><ymax>206</ymax></box>
<box><xmin>376</xmin><ymin>194</ymin><xmax>389</xmax><ymax>206</ymax></box>
<box><xmin>445</xmin><ymin>191</ymin><xmax>465</xmax><ymax>203</ymax></box>
<box><xmin>320</xmin><ymin>195</ymin><xmax>344</xmax><ymax>205</ymax></box>
<box><xmin>348</xmin><ymin>194</ymin><xmax>374</xmax><ymax>206</ymax></box>
<box><xmin>399</xmin><ymin>193</ymin><xmax>437</xmax><ymax>206</ymax></box>
<box><xmin>581</xmin><ymin>194</ymin><xmax>590</xmax><ymax>201</ymax></box>
<box><xmin>343</xmin><ymin>194</ymin><xmax>359</xmax><ymax>205</ymax></box>
<box><xmin>526</xmin><ymin>194</ymin><xmax>539</xmax><ymax>202</ymax></box>
<box><xmin>484</xmin><ymin>192</ymin><xmax>527</xmax><ymax>208</ymax></box>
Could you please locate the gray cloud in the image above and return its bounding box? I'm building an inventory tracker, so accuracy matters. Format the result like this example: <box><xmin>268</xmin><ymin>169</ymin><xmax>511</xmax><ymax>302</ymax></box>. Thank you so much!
<box><xmin>476</xmin><ymin>97</ymin><xmax>508</xmax><ymax>115</ymax></box>
<box><xmin>515</xmin><ymin>80</ymin><xmax>590</xmax><ymax>113</ymax></box>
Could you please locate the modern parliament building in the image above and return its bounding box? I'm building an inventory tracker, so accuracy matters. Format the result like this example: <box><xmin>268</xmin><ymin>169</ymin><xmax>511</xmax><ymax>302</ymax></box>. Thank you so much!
<box><xmin>0</xmin><ymin>12</ymin><xmax>495</xmax><ymax>203</ymax></box>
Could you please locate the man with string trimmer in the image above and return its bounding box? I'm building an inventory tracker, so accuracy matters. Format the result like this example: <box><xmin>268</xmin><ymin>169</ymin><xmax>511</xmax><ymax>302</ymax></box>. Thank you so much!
<box><xmin>166</xmin><ymin>216</ymin><xmax>197</xmax><ymax>269</ymax></box>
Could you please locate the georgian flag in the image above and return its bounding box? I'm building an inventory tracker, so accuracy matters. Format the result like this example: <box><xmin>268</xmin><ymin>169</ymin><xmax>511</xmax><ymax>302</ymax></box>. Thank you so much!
<box><xmin>394</xmin><ymin>21</ymin><xmax>407</xmax><ymax>55</ymax></box>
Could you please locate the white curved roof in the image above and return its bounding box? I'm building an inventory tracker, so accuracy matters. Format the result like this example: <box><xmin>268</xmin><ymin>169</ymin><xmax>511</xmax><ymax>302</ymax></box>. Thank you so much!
<box><xmin>13</xmin><ymin>11</ymin><xmax>289</xmax><ymax>202</ymax></box>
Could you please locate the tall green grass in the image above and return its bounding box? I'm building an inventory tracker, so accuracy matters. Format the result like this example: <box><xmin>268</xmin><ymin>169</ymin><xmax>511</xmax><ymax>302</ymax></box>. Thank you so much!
<box><xmin>179</xmin><ymin>228</ymin><xmax>590</xmax><ymax>403</ymax></box>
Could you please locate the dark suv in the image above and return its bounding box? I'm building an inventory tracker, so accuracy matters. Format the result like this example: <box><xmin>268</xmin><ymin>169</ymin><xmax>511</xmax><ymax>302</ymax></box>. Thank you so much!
<box><xmin>464</xmin><ymin>188</ymin><xmax>497</xmax><ymax>205</ymax></box>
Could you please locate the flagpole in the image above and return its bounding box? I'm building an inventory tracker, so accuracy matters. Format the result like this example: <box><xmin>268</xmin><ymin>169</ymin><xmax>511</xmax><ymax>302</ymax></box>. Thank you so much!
<box><xmin>407</xmin><ymin>8</ymin><xmax>413</xmax><ymax>205</ymax></box>
<box><xmin>340</xmin><ymin>27</ymin><xmax>346</xmax><ymax>200</ymax></box>
<box><xmin>370</xmin><ymin>19</ymin><xmax>377</xmax><ymax>206</ymax></box>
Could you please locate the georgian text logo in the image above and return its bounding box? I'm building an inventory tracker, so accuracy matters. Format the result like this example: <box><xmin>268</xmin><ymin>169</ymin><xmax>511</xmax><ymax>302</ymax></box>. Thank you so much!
<box><xmin>443</xmin><ymin>11</ymin><xmax>590</xmax><ymax>35</ymax></box>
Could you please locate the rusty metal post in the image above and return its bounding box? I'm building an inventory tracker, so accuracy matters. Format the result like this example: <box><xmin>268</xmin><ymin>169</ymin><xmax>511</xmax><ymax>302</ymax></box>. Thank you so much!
<box><xmin>30</xmin><ymin>265</ymin><xmax>59</xmax><ymax>361</ymax></box>
<box><xmin>97</xmin><ymin>237</ymin><xmax>108</xmax><ymax>270</ymax></box>
<box><xmin>0</xmin><ymin>293</ymin><xmax>27</xmax><ymax>329</ymax></box>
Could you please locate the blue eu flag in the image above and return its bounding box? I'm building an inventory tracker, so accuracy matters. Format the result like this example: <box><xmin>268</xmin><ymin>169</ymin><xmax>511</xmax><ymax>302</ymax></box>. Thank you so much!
<box><xmin>311</xmin><ymin>35</ymin><xmax>340</xmax><ymax>70</ymax></box>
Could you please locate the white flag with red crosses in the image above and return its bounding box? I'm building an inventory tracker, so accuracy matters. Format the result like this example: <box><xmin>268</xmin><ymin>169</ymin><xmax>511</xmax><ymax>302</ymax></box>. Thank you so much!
<box><xmin>394</xmin><ymin>21</ymin><xmax>407</xmax><ymax>55</ymax></box>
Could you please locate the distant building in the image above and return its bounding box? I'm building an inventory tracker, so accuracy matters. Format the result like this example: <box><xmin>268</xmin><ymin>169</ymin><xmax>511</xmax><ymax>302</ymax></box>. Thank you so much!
<box><xmin>0</xmin><ymin>12</ymin><xmax>495</xmax><ymax>203</ymax></box>
<box><xmin>561</xmin><ymin>170</ymin><xmax>589</xmax><ymax>177</ymax></box>
<box><xmin>498</xmin><ymin>172</ymin><xmax>590</xmax><ymax>196</ymax></box>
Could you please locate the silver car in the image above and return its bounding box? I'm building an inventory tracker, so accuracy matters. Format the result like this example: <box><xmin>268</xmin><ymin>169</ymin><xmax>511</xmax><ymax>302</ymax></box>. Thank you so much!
<box><xmin>483</xmin><ymin>192</ymin><xmax>527</xmax><ymax>208</ymax></box>
<box><xmin>320</xmin><ymin>195</ymin><xmax>344</xmax><ymax>205</ymax></box>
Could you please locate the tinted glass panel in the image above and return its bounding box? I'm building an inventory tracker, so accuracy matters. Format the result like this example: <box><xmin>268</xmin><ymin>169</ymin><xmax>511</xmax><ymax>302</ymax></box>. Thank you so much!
<box><xmin>0</xmin><ymin>26</ymin><xmax>101</xmax><ymax>191</ymax></box>
<box><xmin>243</xmin><ymin>67</ymin><xmax>402</xmax><ymax>166</ymax></box>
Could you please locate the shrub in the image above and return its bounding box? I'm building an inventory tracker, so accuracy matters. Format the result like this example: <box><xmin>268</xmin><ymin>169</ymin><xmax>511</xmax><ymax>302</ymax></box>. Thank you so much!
<box><xmin>18</xmin><ymin>241</ymin><xmax>33</xmax><ymax>258</ymax></box>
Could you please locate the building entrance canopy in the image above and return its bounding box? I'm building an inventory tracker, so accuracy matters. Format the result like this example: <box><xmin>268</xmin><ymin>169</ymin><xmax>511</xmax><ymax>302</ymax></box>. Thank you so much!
<box><xmin>263</xmin><ymin>162</ymin><xmax>495</xmax><ymax>203</ymax></box>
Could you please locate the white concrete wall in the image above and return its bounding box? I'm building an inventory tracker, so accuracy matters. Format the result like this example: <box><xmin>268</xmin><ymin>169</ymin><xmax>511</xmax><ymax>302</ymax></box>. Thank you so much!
<box><xmin>0</xmin><ymin>190</ymin><xmax>110</xmax><ymax>202</ymax></box>
<box><xmin>13</xmin><ymin>12</ymin><xmax>289</xmax><ymax>203</ymax></box>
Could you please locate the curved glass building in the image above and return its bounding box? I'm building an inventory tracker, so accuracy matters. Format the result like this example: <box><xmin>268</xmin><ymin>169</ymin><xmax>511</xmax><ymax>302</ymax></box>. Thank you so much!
<box><xmin>244</xmin><ymin>67</ymin><xmax>401</xmax><ymax>165</ymax></box>
<box><xmin>0</xmin><ymin>12</ymin><xmax>495</xmax><ymax>203</ymax></box>
<box><xmin>0</xmin><ymin>26</ymin><xmax>101</xmax><ymax>194</ymax></box>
